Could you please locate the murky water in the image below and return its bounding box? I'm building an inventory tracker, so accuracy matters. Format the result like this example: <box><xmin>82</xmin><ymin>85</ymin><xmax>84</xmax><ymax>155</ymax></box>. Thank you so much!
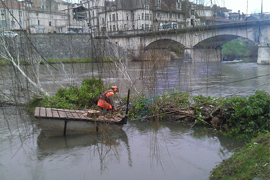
<box><xmin>37</xmin><ymin>59</ymin><xmax>270</xmax><ymax>98</ymax></box>
<box><xmin>0</xmin><ymin>59</ymin><xmax>269</xmax><ymax>180</ymax></box>
<box><xmin>0</xmin><ymin>106</ymin><xmax>244</xmax><ymax>180</ymax></box>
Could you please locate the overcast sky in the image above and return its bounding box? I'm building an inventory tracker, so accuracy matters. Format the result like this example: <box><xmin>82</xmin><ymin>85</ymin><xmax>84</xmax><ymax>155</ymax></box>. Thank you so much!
<box><xmin>67</xmin><ymin>0</ymin><xmax>269</xmax><ymax>15</ymax></box>
<box><xmin>193</xmin><ymin>0</ymin><xmax>270</xmax><ymax>14</ymax></box>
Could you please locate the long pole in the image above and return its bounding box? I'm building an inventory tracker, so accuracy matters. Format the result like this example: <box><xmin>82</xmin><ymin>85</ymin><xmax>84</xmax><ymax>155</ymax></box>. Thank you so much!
<box><xmin>125</xmin><ymin>89</ymin><xmax>130</xmax><ymax>115</ymax></box>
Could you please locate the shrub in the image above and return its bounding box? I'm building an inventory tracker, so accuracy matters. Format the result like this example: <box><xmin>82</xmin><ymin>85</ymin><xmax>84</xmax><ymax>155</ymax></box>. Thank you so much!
<box><xmin>222</xmin><ymin>90</ymin><xmax>270</xmax><ymax>139</ymax></box>
<box><xmin>28</xmin><ymin>78</ymin><xmax>105</xmax><ymax>110</ymax></box>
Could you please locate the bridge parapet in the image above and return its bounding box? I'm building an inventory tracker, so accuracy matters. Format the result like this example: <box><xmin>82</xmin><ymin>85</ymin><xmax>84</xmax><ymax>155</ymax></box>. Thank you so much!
<box><xmin>104</xmin><ymin>20</ymin><xmax>270</xmax><ymax>63</ymax></box>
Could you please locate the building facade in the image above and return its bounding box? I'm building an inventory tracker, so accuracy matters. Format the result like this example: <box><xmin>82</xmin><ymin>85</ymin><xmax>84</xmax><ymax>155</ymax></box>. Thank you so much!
<box><xmin>1</xmin><ymin>0</ymin><xmax>240</xmax><ymax>35</ymax></box>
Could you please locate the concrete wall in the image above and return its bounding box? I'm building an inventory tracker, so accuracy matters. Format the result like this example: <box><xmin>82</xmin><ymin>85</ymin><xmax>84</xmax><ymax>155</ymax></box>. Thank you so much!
<box><xmin>17</xmin><ymin>34</ymin><xmax>124</xmax><ymax>60</ymax></box>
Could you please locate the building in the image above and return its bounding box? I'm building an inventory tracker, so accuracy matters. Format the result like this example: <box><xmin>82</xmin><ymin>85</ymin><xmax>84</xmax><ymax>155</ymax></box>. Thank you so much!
<box><xmin>0</xmin><ymin>1</ymin><xmax>27</xmax><ymax>32</ymax></box>
<box><xmin>0</xmin><ymin>0</ymin><xmax>76</xmax><ymax>33</ymax></box>
<box><xmin>81</xmin><ymin>0</ymin><xmax>205</xmax><ymax>36</ymax></box>
<box><xmin>0</xmin><ymin>0</ymin><xmax>249</xmax><ymax>35</ymax></box>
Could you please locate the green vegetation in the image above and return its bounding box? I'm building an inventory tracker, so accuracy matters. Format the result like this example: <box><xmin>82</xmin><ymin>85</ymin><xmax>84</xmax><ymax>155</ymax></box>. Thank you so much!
<box><xmin>28</xmin><ymin>78</ymin><xmax>105</xmax><ymax>111</ymax></box>
<box><xmin>222</xmin><ymin>39</ymin><xmax>258</xmax><ymax>60</ymax></box>
<box><xmin>27</xmin><ymin>78</ymin><xmax>269</xmax><ymax>179</ymax></box>
<box><xmin>222</xmin><ymin>90</ymin><xmax>270</xmax><ymax>139</ymax></box>
<box><xmin>128</xmin><ymin>90</ymin><xmax>269</xmax><ymax>179</ymax></box>
<box><xmin>129</xmin><ymin>90</ymin><xmax>270</xmax><ymax>139</ymax></box>
<box><xmin>0</xmin><ymin>58</ymin><xmax>112</xmax><ymax>66</ymax></box>
<box><xmin>210</xmin><ymin>133</ymin><xmax>270</xmax><ymax>180</ymax></box>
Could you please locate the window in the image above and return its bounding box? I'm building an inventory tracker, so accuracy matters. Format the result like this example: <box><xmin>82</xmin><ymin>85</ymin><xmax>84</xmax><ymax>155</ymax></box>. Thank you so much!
<box><xmin>191</xmin><ymin>19</ymin><xmax>194</xmax><ymax>26</ymax></box>
<box><xmin>1</xmin><ymin>20</ymin><xmax>7</xmax><ymax>27</ymax></box>
<box><xmin>145</xmin><ymin>4</ymin><xmax>149</xmax><ymax>9</ymax></box>
<box><xmin>112</xmin><ymin>14</ymin><xmax>115</xmax><ymax>21</ymax></box>
<box><xmin>142</xmin><ymin>24</ymin><xmax>144</xmax><ymax>30</ymax></box>
<box><xmin>49</xmin><ymin>21</ymin><xmax>51</xmax><ymax>26</ymax></box>
<box><xmin>142</xmin><ymin>13</ymin><xmax>144</xmax><ymax>20</ymax></box>
<box><xmin>109</xmin><ymin>15</ymin><xmax>111</xmax><ymax>21</ymax></box>
<box><xmin>11</xmin><ymin>20</ymin><xmax>15</xmax><ymax>29</ymax></box>
<box><xmin>1</xmin><ymin>10</ymin><xmax>5</xmax><ymax>16</ymax></box>
<box><xmin>178</xmin><ymin>13</ymin><xmax>181</xmax><ymax>19</ymax></box>
<box><xmin>150</xmin><ymin>14</ymin><xmax>152</xmax><ymax>20</ymax></box>
<box><xmin>156</xmin><ymin>0</ymin><xmax>161</xmax><ymax>8</ymax></box>
<box><xmin>157</xmin><ymin>13</ymin><xmax>160</xmax><ymax>17</ymax></box>
<box><xmin>145</xmin><ymin>13</ymin><xmax>149</xmax><ymax>20</ymax></box>
<box><xmin>126</xmin><ymin>13</ymin><xmax>129</xmax><ymax>20</ymax></box>
<box><xmin>41</xmin><ymin>4</ymin><xmax>45</xmax><ymax>9</ymax></box>
<box><xmin>176</xmin><ymin>0</ymin><xmax>181</xmax><ymax>9</ymax></box>
<box><xmin>38</xmin><ymin>20</ymin><xmax>40</xmax><ymax>25</ymax></box>
<box><xmin>145</xmin><ymin>24</ymin><xmax>149</xmax><ymax>31</ymax></box>
<box><xmin>113</xmin><ymin>25</ymin><xmax>116</xmax><ymax>31</ymax></box>
<box><xmin>116</xmin><ymin>13</ymin><xmax>118</xmax><ymax>20</ymax></box>
<box><xmin>19</xmin><ymin>11</ymin><xmax>22</xmax><ymax>17</ymax></box>
<box><xmin>138</xmin><ymin>15</ymin><xmax>140</xmax><ymax>20</ymax></box>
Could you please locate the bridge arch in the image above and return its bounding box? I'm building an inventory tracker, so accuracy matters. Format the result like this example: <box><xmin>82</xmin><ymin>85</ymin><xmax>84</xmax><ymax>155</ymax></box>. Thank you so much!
<box><xmin>144</xmin><ymin>39</ymin><xmax>185</xmax><ymax>59</ymax></box>
<box><xmin>194</xmin><ymin>35</ymin><xmax>256</xmax><ymax>49</ymax></box>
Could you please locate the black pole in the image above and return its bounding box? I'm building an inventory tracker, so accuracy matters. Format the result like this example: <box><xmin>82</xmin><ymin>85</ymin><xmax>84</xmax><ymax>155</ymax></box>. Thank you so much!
<box><xmin>125</xmin><ymin>89</ymin><xmax>130</xmax><ymax>115</ymax></box>
<box><xmin>120</xmin><ymin>89</ymin><xmax>130</xmax><ymax>124</ymax></box>
<box><xmin>63</xmin><ymin>121</ymin><xmax>67</xmax><ymax>136</ymax></box>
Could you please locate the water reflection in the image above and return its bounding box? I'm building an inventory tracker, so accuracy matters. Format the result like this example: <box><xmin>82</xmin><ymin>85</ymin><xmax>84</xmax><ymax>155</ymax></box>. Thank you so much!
<box><xmin>37</xmin><ymin>129</ymin><xmax>132</xmax><ymax>173</ymax></box>
<box><xmin>0</xmin><ymin>106</ymin><xmax>244</xmax><ymax>180</ymax></box>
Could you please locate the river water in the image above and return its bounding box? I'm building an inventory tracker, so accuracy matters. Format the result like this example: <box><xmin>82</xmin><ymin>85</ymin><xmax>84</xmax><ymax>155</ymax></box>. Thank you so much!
<box><xmin>0</xmin><ymin>59</ymin><xmax>269</xmax><ymax>180</ymax></box>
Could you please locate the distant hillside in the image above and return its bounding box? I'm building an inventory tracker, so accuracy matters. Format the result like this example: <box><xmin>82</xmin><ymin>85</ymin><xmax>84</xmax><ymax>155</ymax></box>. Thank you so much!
<box><xmin>222</xmin><ymin>39</ymin><xmax>258</xmax><ymax>61</ymax></box>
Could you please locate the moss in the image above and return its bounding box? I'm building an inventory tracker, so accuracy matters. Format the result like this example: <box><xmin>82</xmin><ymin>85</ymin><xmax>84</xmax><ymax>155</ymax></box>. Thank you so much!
<box><xmin>210</xmin><ymin>133</ymin><xmax>270</xmax><ymax>180</ymax></box>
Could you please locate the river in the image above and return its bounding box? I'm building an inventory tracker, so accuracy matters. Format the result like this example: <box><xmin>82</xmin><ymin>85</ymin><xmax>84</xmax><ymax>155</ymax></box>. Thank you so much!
<box><xmin>0</xmin><ymin>59</ymin><xmax>269</xmax><ymax>180</ymax></box>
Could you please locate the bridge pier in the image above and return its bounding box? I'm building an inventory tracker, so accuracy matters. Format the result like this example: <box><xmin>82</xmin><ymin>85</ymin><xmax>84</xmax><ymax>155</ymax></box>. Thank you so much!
<box><xmin>184</xmin><ymin>48</ymin><xmax>222</xmax><ymax>62</ymax></box>
<box><xmin>257</xmin><ymin>44</ymin><xmax>270</xmax><ymax>65</ymax></box>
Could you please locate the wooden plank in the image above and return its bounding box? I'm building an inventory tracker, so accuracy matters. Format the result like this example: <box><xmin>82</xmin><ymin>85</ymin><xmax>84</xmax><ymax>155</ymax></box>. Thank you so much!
<box><xmin>34</xmin><ymin>107</ymin><xmax>40</xmax><ymax>117</ymax></box>
<box><xmin>71</xmin><ymin>111</ymin><xmax>81</xmax><ymax>120</ymax></box>
<box><xmin>40</xmin><ymin>107</ymin><xmax>46</xmax><ymax>118</ymax></box>
<box><xmin>46</xmin><ymin>108</ymin><xmax>53</xmax><ymax>118</ymax></box>
<box><xmin>77</xmin><ymin>111</ymin><xmax>90</xmax><ymax>120</ymax></box>
<box><xmin>52</xmin><ymin>109</ymin><xmax>60</xmax><ymax>118</ymax></box>
<box><xmin>65</xmin><ymin>110</ymin><xmax>74</xmax><ymax>119</ymax></box>
<box><xmin>58</xmin><ymin>109</ymin><xmax>67</xmax><ymax>119</ymax></box>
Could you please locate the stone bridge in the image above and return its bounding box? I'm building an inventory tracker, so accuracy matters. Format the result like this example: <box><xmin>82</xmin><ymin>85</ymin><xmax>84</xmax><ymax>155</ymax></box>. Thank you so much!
<box><xmin>104</xmin><ymin>19</ymin><xmax>270</xmax><ymax>64</ymax></box>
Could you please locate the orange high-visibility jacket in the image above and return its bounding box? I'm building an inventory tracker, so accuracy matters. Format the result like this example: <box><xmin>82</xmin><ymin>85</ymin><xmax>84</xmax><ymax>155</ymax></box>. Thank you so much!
<box><xmin>97</xmin><ymin>90</ymin><xmax>115</xmax><ymax>110</ymax></box>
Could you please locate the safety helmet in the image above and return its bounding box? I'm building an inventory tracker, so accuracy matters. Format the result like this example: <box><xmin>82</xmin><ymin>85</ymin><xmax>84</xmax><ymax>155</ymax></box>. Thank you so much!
<box><xmin>111</xmin><ymin>85</ymin><xmax>118</xmax><ymax>92</ymax></box>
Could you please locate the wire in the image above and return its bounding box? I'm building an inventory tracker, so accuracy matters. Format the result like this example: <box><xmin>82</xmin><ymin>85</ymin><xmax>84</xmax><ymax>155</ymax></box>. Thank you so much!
<box><xmin>0</xmin><ymin>0</ymin><xmax>59</xmax><ymax>71</ymax></box>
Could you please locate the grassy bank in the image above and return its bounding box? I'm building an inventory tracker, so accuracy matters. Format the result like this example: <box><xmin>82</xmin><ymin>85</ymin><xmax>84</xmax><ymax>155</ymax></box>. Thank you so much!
<box><xmin>222</xmin><ymin>39</ymin><xmax>258</xmax><ymax>60</ymax></box>
<box><xmin>210</xmin><ymin>133</ymin><xmax>270</xmax><ymax>180</ymax></box>
<box><xmin>0</xmin><ymin>58</ymin><xmax>112</xmax><ymax>66</ymax></box>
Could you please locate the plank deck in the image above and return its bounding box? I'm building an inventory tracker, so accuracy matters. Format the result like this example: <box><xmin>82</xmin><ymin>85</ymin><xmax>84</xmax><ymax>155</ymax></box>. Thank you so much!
<box><xmin>34</xmin><ymin>107</ymin><xmax>122</xmax><ymax>123</ymax></box>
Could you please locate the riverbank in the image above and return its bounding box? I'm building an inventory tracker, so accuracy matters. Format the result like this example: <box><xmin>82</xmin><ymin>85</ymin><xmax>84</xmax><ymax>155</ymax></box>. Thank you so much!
<box><xmin>210</xmin><ymin>133</ymin><xmax>270</xmax><ymax>180</ymax></box>
<box><xmin>27</xmin><ymin>78</ymin><xmax>270</xmax><ymax>179</ymax></box>
<box><xmin>0</xmin><ymin>58</ymin><xmax>112</xmax><ymax>66</ymax></box>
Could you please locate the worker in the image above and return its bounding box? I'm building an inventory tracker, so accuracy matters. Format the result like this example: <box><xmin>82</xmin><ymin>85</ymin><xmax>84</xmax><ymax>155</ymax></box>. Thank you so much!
<box><xmin>97</xmin><ymin>85</ymin><xmax>119</xmax><ymax>114</ymax></box>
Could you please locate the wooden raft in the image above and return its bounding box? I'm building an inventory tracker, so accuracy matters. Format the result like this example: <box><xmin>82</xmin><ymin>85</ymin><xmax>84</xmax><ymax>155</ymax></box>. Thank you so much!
<box><xmin>34</xmin><ymin>107</ymin><xmax>122</xmax><ymax>123</ymax></box>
